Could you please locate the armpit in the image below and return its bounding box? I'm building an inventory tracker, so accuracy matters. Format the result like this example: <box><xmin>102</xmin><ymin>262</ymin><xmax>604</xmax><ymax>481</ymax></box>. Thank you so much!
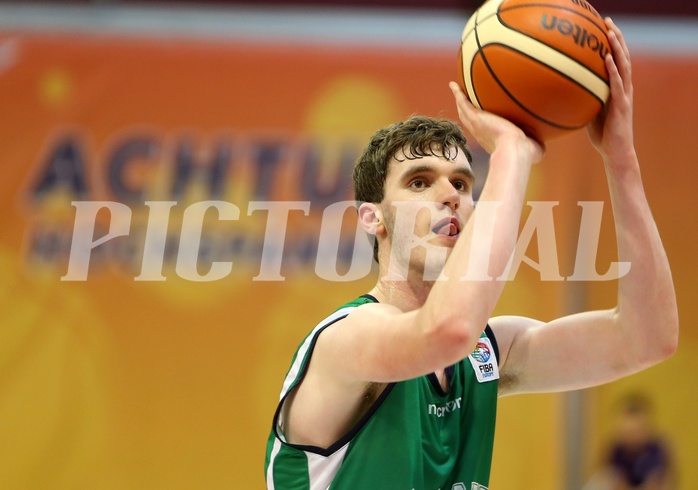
<box><xmin>497</xmin><ymin>370</ymin><xmax>520</xmax><ymax>397</ymax></box>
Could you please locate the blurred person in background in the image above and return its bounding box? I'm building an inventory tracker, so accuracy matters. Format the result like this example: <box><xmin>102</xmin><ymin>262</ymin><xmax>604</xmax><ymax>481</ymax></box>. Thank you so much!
<box><xmin>585</xmin><ymin>393</ymin><xmax>676</xmax><ymax>490</ymax></box>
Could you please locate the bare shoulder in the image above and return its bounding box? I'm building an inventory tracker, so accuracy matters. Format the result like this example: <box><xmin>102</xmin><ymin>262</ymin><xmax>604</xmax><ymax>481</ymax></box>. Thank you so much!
<box><xmin>300</xmin><ymin>300</ymin><xmax>408</xmax><ymax>392</ymax></box>
<box><xmin>312</xmin><ymin>301</ymin><xmax>408</xmax><ymax>380</ymax></box>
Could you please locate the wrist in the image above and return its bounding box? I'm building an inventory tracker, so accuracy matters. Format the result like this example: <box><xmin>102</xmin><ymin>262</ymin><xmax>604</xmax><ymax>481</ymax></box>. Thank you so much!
<box><xmin>602</xmin><ymin>145</ymin><xmax>639</xmax><ymax>173</ymax></box>
<box><xmin>492</xmin><ymin>132</ymin><xmax>544</xmax><ymax>167</ymax></box>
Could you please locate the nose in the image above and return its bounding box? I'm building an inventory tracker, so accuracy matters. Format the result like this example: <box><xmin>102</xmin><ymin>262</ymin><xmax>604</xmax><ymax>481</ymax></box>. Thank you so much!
<box><xmin>436</xmin><ymin>178</ymin><xmax>460</xmax><ymax>212</ymax></box>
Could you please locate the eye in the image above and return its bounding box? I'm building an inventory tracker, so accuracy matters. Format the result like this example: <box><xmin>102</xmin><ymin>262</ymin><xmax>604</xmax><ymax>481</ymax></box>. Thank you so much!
<box><xmin>409</xmin><ymin>178</ymin><xmax>428</xmax><ymax>190</ymax></box>
<box><xmin>452</xmin><ymin>180</ymin><xmax>469</xmax><ymax>192</ymax></box>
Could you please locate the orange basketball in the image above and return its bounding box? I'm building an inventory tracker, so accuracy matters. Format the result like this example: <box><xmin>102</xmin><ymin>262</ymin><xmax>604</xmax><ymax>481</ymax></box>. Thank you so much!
<box><xmin>458</xmin><ymin>0</ymin><xmax>611</xmax><ymax>142</ymax></box>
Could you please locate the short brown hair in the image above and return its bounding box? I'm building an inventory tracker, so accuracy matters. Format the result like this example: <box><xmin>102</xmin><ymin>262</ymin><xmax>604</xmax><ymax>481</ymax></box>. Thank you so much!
<box><xmin>353</xmin><ymin>115</ymin><xmax>472</xmax><ymax>262</ymax></box>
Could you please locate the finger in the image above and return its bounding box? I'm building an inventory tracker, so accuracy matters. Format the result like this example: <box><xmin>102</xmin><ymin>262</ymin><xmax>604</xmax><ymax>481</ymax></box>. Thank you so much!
<box><xmin>605</xmin><ymin>17</ymin><xmax>632</xmax><ymax>84</ymax></box>
<box><xmin>449</xmin><ymin>81</ymin><xmax>462</xmax><ymax>98</ymax></box>
<box><xmin>607</xmin><ymin>29</ymin><xmax>632</xmax><ymax>94</ymax></box>
<box><xmin>604</xmin><ymin>50</ymin><xmax>624</xmax><ymax>101</ymax></box>
<box><xmin>449</xmin><ymin>81</ymin><xmax>477</xmax><ymax>129</ymax></box>
<box><xmin>605</xmin><ymin>17</ymin><xmax>630</xmax><ymax>61</ymax></box>
<box><xmin>449</xmin><ymin>82</ymin><xmax>467</xmax><ymax>124</ymax></box>
<box><xmin>450</xmin><ymin>82</ymin><xmax>481</xmax><ymax>115</ymax></box>
<box><xmin>449</xmin><ymin>81</ymin><xmax>470</xmax><ymax>106</ymax></box>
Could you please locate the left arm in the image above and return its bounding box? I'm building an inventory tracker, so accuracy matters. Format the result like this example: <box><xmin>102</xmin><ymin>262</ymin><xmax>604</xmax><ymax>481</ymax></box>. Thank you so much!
<box><xmin>492</xmin><ymin>18</ymin><xmax>679</xmax><ymax>396</ymax></box>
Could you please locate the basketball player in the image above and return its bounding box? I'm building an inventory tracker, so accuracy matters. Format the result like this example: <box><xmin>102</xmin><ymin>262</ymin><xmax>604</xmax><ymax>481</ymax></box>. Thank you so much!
<box><xmin>265</xmin><ymin>18</ymin><xmax>678</xmax><ymax>490</ymax></box>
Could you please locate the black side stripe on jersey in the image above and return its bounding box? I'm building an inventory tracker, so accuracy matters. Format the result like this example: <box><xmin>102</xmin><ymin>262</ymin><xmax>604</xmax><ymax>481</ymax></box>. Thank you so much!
<box><xmin>282</xmin><ymin>379</ymin><xmax>396</xmax><ymax>458</ymax></box>
<box><xmin>272</xmin><ymin>296</ymin><xmax>397</xmax><ymax>458</ymax></box>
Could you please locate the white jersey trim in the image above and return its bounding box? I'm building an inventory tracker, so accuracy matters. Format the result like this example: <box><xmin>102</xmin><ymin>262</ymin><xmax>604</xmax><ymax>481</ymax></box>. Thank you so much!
<box><xmin>267</xmin><ymin>306</ymin><xmax>358</xmax><ymax>489</ymax></box>
<box><xmin>278</xmin><ymin>306</ymin><xmax>357</xmax><ymax>401</ymax></box>
<box><xmin>307</xmin><ymin>444</ymin><xmax>350</xmax><ymax>490</ymax></box>
<box><xmin>266</xmin><ymin>437</ymin><xmax>283</xmax><ymax>490</ymax></box>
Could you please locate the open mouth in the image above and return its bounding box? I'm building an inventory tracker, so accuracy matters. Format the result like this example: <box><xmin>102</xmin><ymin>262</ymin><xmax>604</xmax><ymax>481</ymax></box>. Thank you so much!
<box><xmin>432</xmin><ymin>217</ymin><xmax>460</xmax><ymax>237</ymax></box>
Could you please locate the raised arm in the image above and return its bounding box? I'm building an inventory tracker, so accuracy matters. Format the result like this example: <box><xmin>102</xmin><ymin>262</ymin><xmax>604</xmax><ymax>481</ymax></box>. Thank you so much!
<box><xmin>311</xmin><ymin>92</ymin><xmax>545</xmax><ymax>387</ymax></box>
<box><xmin>492</xmin><ymin>18</ymin><xmax>679</xmax><ymax>396</ymax></box>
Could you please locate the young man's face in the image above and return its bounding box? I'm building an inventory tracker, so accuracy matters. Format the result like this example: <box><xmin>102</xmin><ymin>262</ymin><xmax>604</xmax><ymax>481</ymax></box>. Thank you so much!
<box><xmin>377</xmin><ymin>147</ymin><xmax>475</xmax><ymax>277</ymax></box>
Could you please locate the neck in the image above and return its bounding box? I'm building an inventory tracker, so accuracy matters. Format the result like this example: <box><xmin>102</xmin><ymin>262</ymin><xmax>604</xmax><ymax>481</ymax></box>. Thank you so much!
<box><xmin>369</xmin><ymin>270</ymin><xmax>434</xmax><ymax>312</ymax></box>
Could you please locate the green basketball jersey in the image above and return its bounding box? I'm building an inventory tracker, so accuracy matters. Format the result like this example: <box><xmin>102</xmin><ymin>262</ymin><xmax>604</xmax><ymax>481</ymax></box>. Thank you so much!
<box><xmin>265</xmin><ymin>294</ymin><xmax>499</xmax><ymax>490</ymax></box>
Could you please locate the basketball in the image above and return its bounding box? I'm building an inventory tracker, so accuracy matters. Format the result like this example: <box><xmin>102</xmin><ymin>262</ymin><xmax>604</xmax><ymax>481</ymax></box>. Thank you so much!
<box><xmin>458</xmin><ymin>0</ymin><xmax>611</xmax><ymax>142</ymax></box>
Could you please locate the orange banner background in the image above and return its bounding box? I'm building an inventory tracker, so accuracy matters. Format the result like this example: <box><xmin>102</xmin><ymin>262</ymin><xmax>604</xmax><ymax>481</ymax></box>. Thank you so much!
<box><xmin>1</xmin><ymin>27</ymin><xmax>696</xmax><ymax>489</ymax></box>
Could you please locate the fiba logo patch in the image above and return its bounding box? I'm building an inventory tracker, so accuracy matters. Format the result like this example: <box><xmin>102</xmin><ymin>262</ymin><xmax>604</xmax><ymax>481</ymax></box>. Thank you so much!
<box><xmin>471</xmin><ymin>341</ymin><xmax>491</xmax><ymax>363</ymax></box>
<box><xmin>468</xmin><ymin>335</ymin><xmax>499</xmax><ymax>383</ymax></box>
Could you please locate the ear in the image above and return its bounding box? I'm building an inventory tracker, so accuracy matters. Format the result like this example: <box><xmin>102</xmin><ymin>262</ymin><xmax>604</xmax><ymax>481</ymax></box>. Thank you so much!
<box><xmin>358</xmin><ymin>202</ymin><xmax>383</xmax><ymax>236</ymax></box>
